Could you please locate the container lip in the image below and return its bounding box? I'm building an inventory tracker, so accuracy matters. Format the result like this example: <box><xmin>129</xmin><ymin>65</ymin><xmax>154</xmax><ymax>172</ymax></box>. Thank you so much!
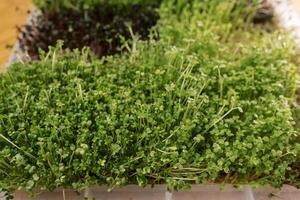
<box><xmin>10</xmin><ymin>184</ymin><xmax>300</xmax><ymax>200</ymax></box>
<box><xmin>85</xmin><ymin>184</ymin><xmax>247</xmax><ymax>192</ymax></box>
<box><xmin>12</xmin><ymin>183</ymin><xmax>300</xmax><ymax>193</ymax></box>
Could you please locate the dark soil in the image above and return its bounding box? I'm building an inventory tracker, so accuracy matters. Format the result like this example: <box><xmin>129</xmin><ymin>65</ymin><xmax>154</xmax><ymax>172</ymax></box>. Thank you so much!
<box><xmin>18</xmin><ymin>2</ymin><xmax>161</xmax><ymax>60</ymax></box>
<box><xmin>17</xmin><ymin>1</ymin><xmax>273</xmax><ymax>60</ymax></box>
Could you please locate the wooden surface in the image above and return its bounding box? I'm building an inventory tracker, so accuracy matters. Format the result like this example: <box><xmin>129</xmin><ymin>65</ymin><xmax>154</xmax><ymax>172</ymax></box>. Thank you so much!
<box><xmin>0</xmin><ymin>0</ymin><xmax>32</xmax><ymax>71</ymax></box>
<box><xmin>291</xmin><ymin>0</ymin><xmax>300</xmax><ymax>16</ymax></box>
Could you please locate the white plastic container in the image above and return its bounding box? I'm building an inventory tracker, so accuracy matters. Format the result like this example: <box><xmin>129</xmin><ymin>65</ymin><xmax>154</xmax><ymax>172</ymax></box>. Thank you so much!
<box><xmin>8</xmin><ymin>184</ymin><xmax>300</xmax><ymax>200</ymax></box>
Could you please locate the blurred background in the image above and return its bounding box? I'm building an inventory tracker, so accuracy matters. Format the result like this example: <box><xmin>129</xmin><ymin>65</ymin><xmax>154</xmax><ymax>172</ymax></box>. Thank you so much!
<box><xmin>1</xmin><ymin>0</ymin><xmax>300</xmax><ymax>72</ymax></box>
<box><xmin>293</xmin><ymin>0</ymin><xmax>300</xmax><ymax>14</ymax></box>
<box><xmin>0</xmin><ymin>0</ymin><xmax>32</xmax><ymax>71</ymax></box>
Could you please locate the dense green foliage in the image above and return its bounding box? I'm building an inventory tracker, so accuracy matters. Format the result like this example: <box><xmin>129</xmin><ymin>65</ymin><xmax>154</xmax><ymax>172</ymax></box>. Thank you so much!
<box><xmin>1</xmin><ymin>0</ymin><xmax>300</xmax><ymax>198</ymax></box>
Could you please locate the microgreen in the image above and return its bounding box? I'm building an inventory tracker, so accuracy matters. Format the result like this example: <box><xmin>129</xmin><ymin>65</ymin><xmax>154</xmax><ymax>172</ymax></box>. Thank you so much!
<box><xmin>1</xmin><ymin>0</ymin><xmax>300</xmax><ymax>198</ymax></box>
